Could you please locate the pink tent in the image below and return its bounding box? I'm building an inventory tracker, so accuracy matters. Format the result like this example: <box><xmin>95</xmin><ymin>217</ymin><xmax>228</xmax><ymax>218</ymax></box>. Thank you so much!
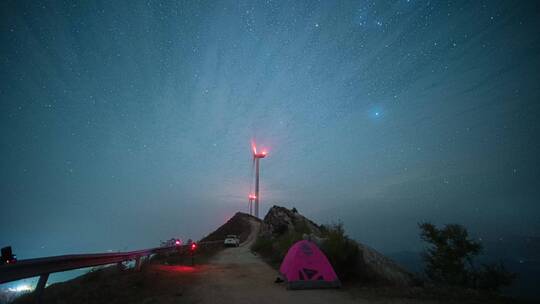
<box><xmin>279</xmin><ymin>240</ymin><xmax>341</xmax><ymax>289</ymax></box>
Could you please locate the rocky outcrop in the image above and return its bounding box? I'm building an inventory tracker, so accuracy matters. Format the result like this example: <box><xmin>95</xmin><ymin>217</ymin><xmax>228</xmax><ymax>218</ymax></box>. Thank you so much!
<box><xmin>259</xmin><ymin>206</ymin><xmax>416</xmax><ymax>287</ymax></box>
<box><xmin>260</xmin><ymin>205</ymin><xmax>321</xmax><ymax>238</ymax></box>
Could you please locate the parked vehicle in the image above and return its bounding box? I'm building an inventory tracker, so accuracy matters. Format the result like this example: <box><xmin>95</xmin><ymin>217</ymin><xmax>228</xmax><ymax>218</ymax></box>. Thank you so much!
<box><xmin>160</xmin><ymin>238</ymin><xmax>182</xmax><ymax>247</ymax></box>
<box><xmin>224</xmin><ymin>235</ymin><xmax>240</xmax><ymax>247</ymax></box>
<box><xmin>1</xmin><ymin>246</ymin><xmax>17</xmax><ymax>265</ymax></box>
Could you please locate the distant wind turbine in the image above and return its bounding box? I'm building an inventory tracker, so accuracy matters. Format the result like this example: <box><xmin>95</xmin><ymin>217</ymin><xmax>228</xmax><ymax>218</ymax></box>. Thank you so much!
<box><xmin>250</xmin><ymin>141</ymin><xmax>267</xmax><ymax>218</ymax></box>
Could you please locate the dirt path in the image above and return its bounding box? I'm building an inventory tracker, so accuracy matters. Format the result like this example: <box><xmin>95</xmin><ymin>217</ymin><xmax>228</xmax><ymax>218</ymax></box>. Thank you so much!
<box><xmin>181</xmin><ymin>219</ymin><xmax>363</xmax><ymax>304</ymax></box>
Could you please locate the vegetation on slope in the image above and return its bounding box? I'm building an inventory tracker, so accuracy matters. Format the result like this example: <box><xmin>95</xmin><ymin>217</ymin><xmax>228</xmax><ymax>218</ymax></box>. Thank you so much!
<box><xmin>251</xmin><ymin>207</ymin><xmax>359</xmax><ymax>281</ymax></box>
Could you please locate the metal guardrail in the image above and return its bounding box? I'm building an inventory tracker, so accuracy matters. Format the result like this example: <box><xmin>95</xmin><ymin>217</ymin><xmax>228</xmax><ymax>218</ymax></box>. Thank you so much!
<box><xmin>0</xmin><ymin>246</ymin><xmax>179</xmax><ymax>284</ymax></box>
<box><xmin>0</xmin><ymin>239</ymin><xmax>228</xmax><ymax>303</ymax></box>
<box><xmin>0</xmin><ymin>244</ymin><xmax>196</xmax><ymax>303</ymax></box>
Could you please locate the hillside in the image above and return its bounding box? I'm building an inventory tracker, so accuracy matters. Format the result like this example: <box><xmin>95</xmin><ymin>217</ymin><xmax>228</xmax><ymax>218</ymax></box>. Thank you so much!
<box><xmin>200</xmin><ymin>212</ymin><xmax>260</xmax><ymax>243</ymax></box>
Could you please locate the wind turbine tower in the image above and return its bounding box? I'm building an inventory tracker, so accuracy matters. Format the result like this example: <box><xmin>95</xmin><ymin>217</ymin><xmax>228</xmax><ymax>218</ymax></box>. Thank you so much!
<box><xmin>251</xmin><ymin>142</ymin><xmax>267</xmax><ymax>218</ymax></box>
<box><xmin>248</xmin><ymin>194</ymin><xmax>256</xmax><ymax>216</ymax></box>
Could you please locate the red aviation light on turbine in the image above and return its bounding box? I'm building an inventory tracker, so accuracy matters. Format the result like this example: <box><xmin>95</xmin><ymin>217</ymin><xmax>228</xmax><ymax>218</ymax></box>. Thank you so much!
<box><xmin>254</xmin><ymin>148</ymin><xmax>268</xmax><ymax>158</ymax></box>
<box><xmin>254</xmin><ymin>152</ymin><xmax>267</xmax><ymax>158</ymax></box>
<box><xmin>251</xmin><ymin>141</ymin><xmax>268</xmax><ymax>158</ymax></box>
<box><xmin>248</xmin><ymin>194</ymin><xmax>257</xmax><ymax>200</ymax></box>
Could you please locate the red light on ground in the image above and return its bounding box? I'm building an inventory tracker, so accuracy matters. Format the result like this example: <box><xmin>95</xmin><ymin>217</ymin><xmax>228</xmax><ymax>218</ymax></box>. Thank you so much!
<box><xmin>155</xmin><ymin>265</ymin><xmax>196</xmax><ymax>273</ymax></box>
<box><xmin>191</xmin><ymin>243</ymin><xmax>197</xmax><ymax>251</ymax></box>
<box><xmin>175</xmin><ymin>240</ymin><xmax>181</xmax><ymax>246</ymax></box>
<box><xmin>172</xmin><ymin>265</ymin><xmax>196</xmax><ymax>272</ymax></box>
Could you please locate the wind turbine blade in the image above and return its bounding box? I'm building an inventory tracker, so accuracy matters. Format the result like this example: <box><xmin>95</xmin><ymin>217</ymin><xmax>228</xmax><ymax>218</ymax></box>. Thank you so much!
<box><xmin>251</xmin><ymin>140</ymin><xmax>257</xmax><ymax>155</ymax></box>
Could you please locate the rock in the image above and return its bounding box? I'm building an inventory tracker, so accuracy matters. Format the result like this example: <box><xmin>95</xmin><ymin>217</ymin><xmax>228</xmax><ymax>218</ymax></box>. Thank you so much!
<box><xmin>260</xmin><ymin>206</ymin><xmax>321</xmax><ymax>238</ymax></box>
<box><xmin>356</xmin><ymin>242</ymin><xmax>416</xmax><ymax>286</ymax></box>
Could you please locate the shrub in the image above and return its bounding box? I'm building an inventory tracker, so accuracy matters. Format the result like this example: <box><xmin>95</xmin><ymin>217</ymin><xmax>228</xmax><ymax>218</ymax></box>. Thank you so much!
<box><xmin>293</xmin><ymin>220</ymin><xmax>312</xmax><ymax>235</ymax></box>
<box><xmin>273</xmin><ymin>223</ymin><xmax>288</xmax><ymax>236</ymax></box>
<box><xmin>274</xmin><ymin>231</ymin><xmax>304</xmax><ymax>261</ymax></box>
<box><xmin>251</xmin><ymin>236</ymin><xmax>273</xmax><ymax>255</ymax></box>
<box><xmin>252</xmin><ymin>229</ymin><xmax>305</xmax><ymax>264</ymax></box>
<box><xmin>475</xmin><ymin>262</ymin><xmax>516</xmax><ymax>291</ymax></box>
<box><xmin>320</xmin><ymin>222</ymin><xmax>359</xmax><ymax>280</ymax></box>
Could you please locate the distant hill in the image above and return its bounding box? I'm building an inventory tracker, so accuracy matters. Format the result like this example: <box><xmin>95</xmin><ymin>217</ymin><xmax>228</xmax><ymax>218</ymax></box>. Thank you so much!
<box><xmin>200</xmin><ymin>212</ymin><xmax>260</xmax><ymax>243</ymax></box>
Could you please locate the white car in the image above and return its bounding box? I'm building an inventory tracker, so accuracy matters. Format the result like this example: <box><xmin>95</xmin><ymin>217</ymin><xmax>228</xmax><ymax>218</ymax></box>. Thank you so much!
<box><xmin>224</xmin><ymin>235</ymin><xmax>240</xmax><ymax>247</ymax></box>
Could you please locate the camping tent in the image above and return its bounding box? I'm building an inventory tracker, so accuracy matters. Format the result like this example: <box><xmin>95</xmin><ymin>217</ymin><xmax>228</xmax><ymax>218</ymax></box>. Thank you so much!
<box><xmin>279</xmin><ymin>240</ymin><xmax>341</xmax><ymax>289</ymax></box>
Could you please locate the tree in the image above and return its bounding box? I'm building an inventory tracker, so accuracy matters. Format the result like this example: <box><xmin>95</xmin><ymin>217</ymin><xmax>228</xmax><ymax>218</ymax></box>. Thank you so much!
<box><xmin>419</xmin><ymin>222</ymin><xmax>482</xmax><ymax>286</ymax></box>
<box><xmin>419</xmin><ymin>223</ymin><xmax>515</xmax><ymax>291</ymax></box>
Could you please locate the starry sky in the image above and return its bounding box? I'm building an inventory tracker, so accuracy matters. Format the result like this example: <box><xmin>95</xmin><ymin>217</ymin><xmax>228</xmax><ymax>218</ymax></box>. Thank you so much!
<box><xmin>1</xmin><ymin>0</ymin><xmax>539</xmax><ymax>261</ymax></box>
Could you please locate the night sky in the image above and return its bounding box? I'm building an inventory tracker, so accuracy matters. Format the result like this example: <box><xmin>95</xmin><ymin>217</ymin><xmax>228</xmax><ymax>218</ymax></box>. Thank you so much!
<box><xmin>1</xmin><ymin>0</ymin><xmax>539</xmax><ymax>263</ymax></box>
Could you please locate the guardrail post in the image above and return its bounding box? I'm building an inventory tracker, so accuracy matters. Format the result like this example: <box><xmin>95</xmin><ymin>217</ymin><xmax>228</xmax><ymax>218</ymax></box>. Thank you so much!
<box><xmin>34</xmin><ymin>273</ymin><xmax>49</xmax><ymax>304</ymax></box>
<box><xmin>135</xmin><ymin>257</ymin><xmax>142</xmax><ymax>271</ymax></box>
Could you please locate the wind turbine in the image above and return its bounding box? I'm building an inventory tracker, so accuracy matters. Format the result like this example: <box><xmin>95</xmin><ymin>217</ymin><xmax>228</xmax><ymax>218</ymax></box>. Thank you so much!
<box><xmin>251</xmin><ymin>141</ymin><xmax>267</xmax><ymax>218</ymax></box>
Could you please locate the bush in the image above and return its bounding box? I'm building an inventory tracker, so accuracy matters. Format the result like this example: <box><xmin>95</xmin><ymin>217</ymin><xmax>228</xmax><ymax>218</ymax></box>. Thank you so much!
<box><xmin>275</xmin><ymin>231</ymin><xmax>304</xmax><ymax>261</ymax></box>
<box><xmin>252</xmin><ymin>229</ymin><xmax>306</xmax><ymax>264</ymax></box>
<box><xmin>293</xmin><ymin>220</ymin><xmax>311</xmax><ymax>235</ymax></box>
<box><xmin>475</xmin><ymin>262</ymin><xmax>516</xmax><ymax>291</ymax></box>
<box><xmin>251</xmin><ymin>236</ymin><xmax>273</xmax><ymax>255</ymax></box>
<box><xmin>320</xmin><ymin>222</ymin><xmax>359</xmax><ymax>280</ymax></box>
<box><xmin>252</xmin><ymin>220</ymin><xmax>360</xmax><ymax>282</ymax></box>
<box><xmin>419</xmin><ymin>222</ymin><xmax>515</xmax><ymax>291</ymax></box>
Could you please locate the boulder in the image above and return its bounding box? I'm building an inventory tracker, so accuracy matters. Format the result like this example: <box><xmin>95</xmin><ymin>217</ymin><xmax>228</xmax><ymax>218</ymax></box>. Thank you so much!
<box><xmin>260</xmin><ymin>205</ymin><xmax>321</xmax><ymax>238</ymax></box>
